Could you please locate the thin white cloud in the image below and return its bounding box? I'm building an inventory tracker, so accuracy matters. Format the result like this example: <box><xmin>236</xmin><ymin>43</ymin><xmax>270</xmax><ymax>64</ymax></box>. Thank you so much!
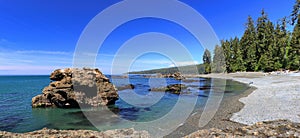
<box><xmin>134</xmin><ymin>59</ymin><xmax>173</xmax><ymax>65</ymax></box>
<box><xmin>0</xmin><ymin>65</ymin><xmax>68</xmax><ymax>75</ymax></box>
<box><xmin>0</xmin><ymin>46</ymin><xmax>200</xmax><ymax>75</ymax></box>
<box><xmin>15</xmin><ymin>50</ymin><xmax>71</xmax><ymax>55</ymax></box>
<box><xmin>0</xmin><ymin>65</ymin><xmax>63</xmax><ymax>70</ymax></box>
<box><xmin>168</xmin><ymin>61</ymin><xmax>199</xmax><ymax>67</ymax></box>
<box><xmin>0</xmin><ymin>48</ymin><xmax>119</xmax><ymax>74</ymax></box>
<box><xmin>0</xmin><ymin>39</ymin><xmax>16</xmax><ymax>49</ymax></box>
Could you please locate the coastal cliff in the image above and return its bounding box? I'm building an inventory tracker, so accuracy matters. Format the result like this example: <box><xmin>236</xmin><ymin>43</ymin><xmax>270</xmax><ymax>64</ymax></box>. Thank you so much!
<box><xmin>32</xmin><ymin>68</ymin><xmax>118</xmax><ymax>108</ymax></box>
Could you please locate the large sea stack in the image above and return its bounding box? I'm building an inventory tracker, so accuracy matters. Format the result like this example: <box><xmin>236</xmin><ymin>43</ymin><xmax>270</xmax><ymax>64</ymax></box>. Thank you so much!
<box><xmin>32</xmin><ymin>68</ymin><xmax>118</xmax><ymax>108</ymax></box>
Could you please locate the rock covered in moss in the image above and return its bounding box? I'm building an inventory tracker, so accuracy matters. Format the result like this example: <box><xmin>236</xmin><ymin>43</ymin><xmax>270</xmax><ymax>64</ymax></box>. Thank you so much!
<box><xmin>32</xmin><ymin>68</ymin><xmax>118</xmax><ymax>108</ymax></box>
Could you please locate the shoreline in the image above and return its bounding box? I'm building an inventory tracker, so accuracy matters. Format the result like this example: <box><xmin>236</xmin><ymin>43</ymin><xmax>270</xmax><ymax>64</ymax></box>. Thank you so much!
<box><xmin>197</xmin><ymin>72</ymin><xmax>300</xmax><ymax>125</ymax></box>
<box><xmin>1</xmin><ymin>72</ymin><xmax>299</xmax><ymax>137</ymax></box>
<box><xmin>168</xmin><ymin>72</ymin><xmax>300</xmax><ymax>137</ymax></box>
<box><xmin>166</xmin><ymin>77</ymin><xmax>257</xmax><ymax>137</ymax></box>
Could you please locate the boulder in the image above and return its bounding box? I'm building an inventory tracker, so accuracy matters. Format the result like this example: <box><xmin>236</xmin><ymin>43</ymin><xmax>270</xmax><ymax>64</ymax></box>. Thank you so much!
<box><xmin>116</xmin><ymin>84</ymin><xmax>135</xmax><ymax>91</ymax></box>
<box><xmin>150</xmin><ymin>84</ymin><xmax>189</xmax><ymax>94</ymax></box>
<box><xmin>162</xmin><ymin>72</ymin><xmax>185</xmax><ymax>80</ymax></box>
<box><xmin>32</xmin><ymin>68</ymin><xmax>118</xmax><ymax>108</ymax></box>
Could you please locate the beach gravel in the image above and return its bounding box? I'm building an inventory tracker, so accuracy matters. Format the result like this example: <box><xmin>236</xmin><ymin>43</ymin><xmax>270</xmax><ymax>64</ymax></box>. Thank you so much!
<box><xmin>229</xmin><ymin>74</ymin><xmax>300</xmax><ymax>125</ymax></box>
<box><xmin>197</xmin><ymin>72</ymin><xmax>300</xmax><ymax>125</ymax></box>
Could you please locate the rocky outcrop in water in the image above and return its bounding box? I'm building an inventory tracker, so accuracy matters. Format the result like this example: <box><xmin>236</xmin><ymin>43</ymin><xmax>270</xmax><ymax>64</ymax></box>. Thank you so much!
<box><xmin>161</xmin><ymin>72</ymin><xmax>185</xmax><ymax>80</ymax></box>
<box><xmin>0</xmin><ymin>128</ymin><xmax>150</xmax><ymax>138</ymax></box>
<box><xmin>145</xmin><ymin>72</ymin><xmax>185</xmax><ymax>80</ymax></box>
<box><xmin>32</xmin><ymin>68</ymin><xmax>118</xmax><ymax>108</ymax></box>
<box><xmin>150</xmin><ymin>84</ymin><xmax>189</xmax><ymax>94</ymax></box>
<box><xmin>116</xmin><ymin>84</ymin><xmax>135</xmax><ymax>91</ymax></box>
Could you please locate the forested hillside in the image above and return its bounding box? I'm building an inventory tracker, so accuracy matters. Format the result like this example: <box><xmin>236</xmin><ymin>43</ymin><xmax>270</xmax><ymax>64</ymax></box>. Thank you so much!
<box><xmin>128</xmin><ymin>64</ymin><xmax>205</xmax><ymax>74</ymax></box>
<box><xmin>130</xmin><ymin>0</ymin><xmax>299</xmax><ymax>74</ymax></box>
<box><xmin>209</xmin><ymin>0</ymin><xmax>300</xmax><ymax>73</ymax></box>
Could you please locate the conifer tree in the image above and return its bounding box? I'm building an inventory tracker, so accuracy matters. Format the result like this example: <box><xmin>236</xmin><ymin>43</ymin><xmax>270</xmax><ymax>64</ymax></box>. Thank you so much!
<box><xmin>291</xmin><ymin>0</ymin><xmax>300</xmax><ymax>25</ymax></box>
<box><xmin>203</xmin><ymin>49</ymin><xmax>212</xmax><ymax>73</ymax></box>
<box><xmin>240</xmin><ymin>16</ymin><xmax>257</xmax><ymax>71</ymax></box>
<box><xmin>289</xmin><ymin>13</ymin><xmax>300</xmax><ymax>70</ymax></box>
<box><xmin>212</xmin><ymin>45</ymin><xmax>226</xmax><ymax>73</ymax></box>
<box><xmin>274</xmin><ymin>18</ymin><xmax>290</xmax><ymax>70</ymax></box>
<box><xmin>231</xmin><ymin>37</ymin><xmax>245</xmax><ymax>72</ymax></box>
<box><xmin>221</xmin><ymin>40</ymin><xmax>233</xmax><ymax>72</ymax></box>
<box><xmin>256</xmin><ymin>10</ymin><xmax>275</xmax><ymax>71</ymax></box>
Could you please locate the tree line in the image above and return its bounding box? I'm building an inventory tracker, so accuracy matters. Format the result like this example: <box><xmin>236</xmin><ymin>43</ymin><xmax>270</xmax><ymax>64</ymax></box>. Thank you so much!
<box><xmin>203</xmin><ymin>0</ymin><xmax>300</xmax><ymax>73</ymax></box>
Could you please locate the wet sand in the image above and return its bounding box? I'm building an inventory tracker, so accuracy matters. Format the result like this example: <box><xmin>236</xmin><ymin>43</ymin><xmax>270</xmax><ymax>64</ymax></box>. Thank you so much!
<box><xmin>166</xmin><ymin>78</ymin><xmax>256</xmax><ymax>137</ymax></box>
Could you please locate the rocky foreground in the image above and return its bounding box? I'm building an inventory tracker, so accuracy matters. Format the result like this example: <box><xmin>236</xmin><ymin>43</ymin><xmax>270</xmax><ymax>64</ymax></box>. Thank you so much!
<box><xmin>1</xmin><ymin>120</ymin><xmax>299</xmax><ymax>138</ymax></box>
<box><xmin>185</xmin><ymin>120</ymin><xmax>300</xmax><ymax>138</ymax></box>
<box><xmin>0</xmin><ymin>128</ymin><xmax>149</xmax><ymax>138</ymax></box>
<box><xmin>32</xmin><ymin>68</ymin><xmax>119</xmax><ymax>108</ymax></box>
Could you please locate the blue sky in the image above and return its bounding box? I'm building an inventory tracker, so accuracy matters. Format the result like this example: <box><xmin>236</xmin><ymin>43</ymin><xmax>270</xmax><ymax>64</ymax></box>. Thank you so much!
<box><xmin>0</xmin><ymin>0</ymin><xmax>296</xmax><ymax>75</ymax></box>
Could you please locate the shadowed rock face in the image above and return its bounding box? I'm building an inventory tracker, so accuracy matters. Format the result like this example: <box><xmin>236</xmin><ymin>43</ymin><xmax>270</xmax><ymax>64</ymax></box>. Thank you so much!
<box><xmin>32</xmin><ymin>68</ymin><xmax>118</xmax><ymax>108</ymax></box>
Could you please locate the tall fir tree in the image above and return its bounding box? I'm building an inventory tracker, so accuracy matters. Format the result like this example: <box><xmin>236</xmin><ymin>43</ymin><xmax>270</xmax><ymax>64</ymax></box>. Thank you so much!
<box><xmin>256</xmin><ymin>10</ymin><xmax>275</xmax><ymax>71</ymax></box>
<box><xmin>231</xmin><ymin>37</ymin><xmax>246</xmax><ymax>72</ymax></box>
<box><xmin>291</xmin><ymin>0</ymin><xmax>300</xmax><ymax>25</ymax></box>
<box><xmin>289</xmin><ymin>13</ymin><xmax>300</xmax><ymax>70</ymax></box>
<box><xmin>240</xmin><ymin>16</ymin><xmax>257</xmax><ymax>71</ymax></box>
<box><xmin>212</xmin><ymin>45</ymin><xmax>226</xmax><ymax>73</ymax></box>
<box><xmin>274</xmin><ymin>18</ymin><xmax>290</xmax><ymax>70</ymax></box>
<box><xmin>221</xmin><ymin>40</ymin><xmax>234</xmax><ymax>72</ymax></box>
<box><xmin>203</xmin><ymin>49</ymin><xmax>212</xmax><ymax>73</ymax></box>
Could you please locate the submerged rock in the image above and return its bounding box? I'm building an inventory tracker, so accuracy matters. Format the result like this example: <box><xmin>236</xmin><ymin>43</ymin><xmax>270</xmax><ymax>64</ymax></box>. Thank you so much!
<box><xmin>32</xmin><ymin>68</ymin><xmax>118</xmax><ymax>108</ymax></box>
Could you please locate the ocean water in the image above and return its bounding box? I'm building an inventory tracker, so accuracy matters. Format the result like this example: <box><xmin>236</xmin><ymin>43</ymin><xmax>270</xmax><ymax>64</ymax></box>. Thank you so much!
<box><xmin>0</xmin><ymin>75</ymin><xmax>248</xmax><ymax>133</ymax></box>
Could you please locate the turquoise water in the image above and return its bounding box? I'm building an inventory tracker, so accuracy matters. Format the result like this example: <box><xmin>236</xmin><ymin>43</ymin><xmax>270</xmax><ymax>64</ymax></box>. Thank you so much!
<box><xmin>0</xmin><ymin>75</ymin><xmax>248</xmax><ymax>133</ymax></box>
